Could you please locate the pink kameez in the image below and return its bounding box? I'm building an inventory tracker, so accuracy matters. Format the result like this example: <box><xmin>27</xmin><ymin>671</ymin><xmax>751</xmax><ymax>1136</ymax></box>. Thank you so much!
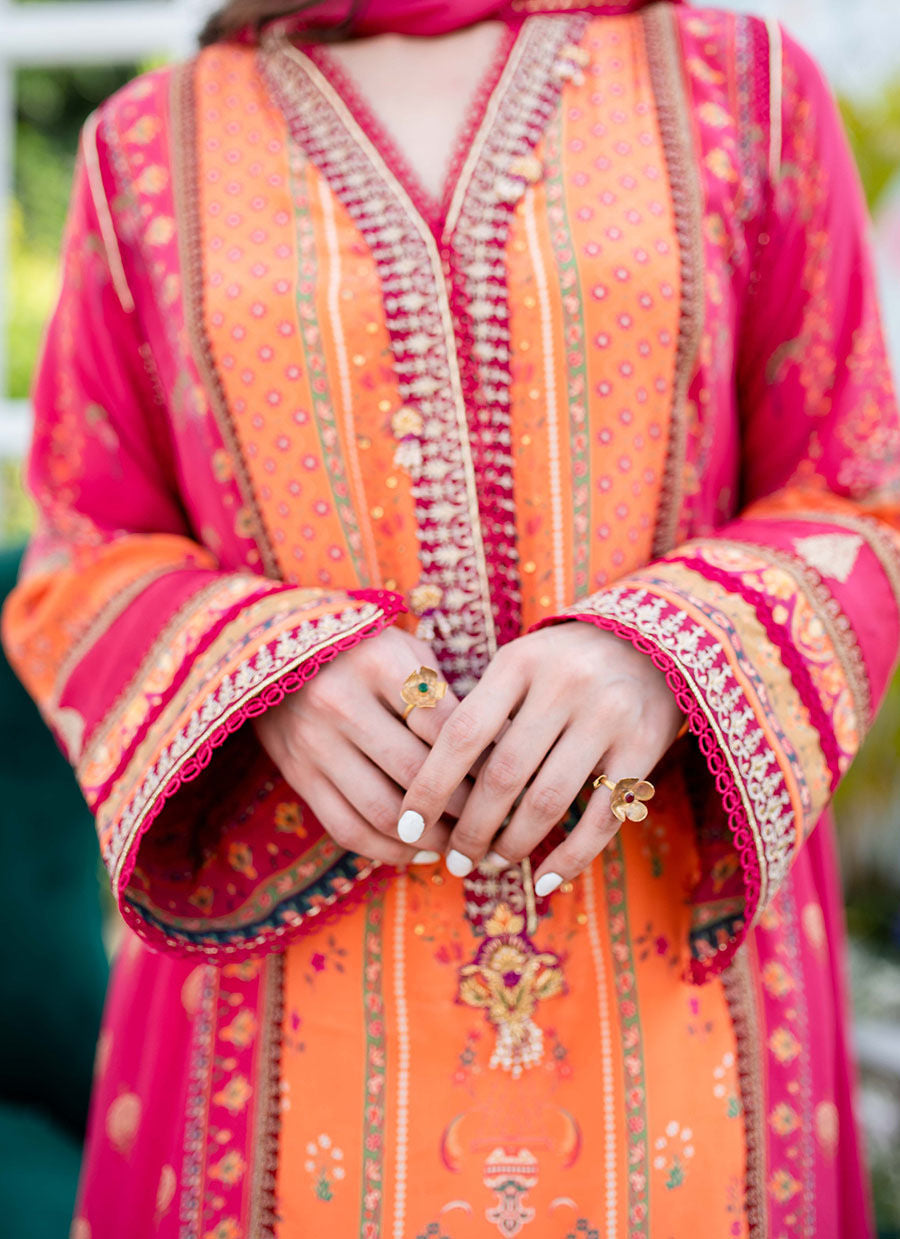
<box><xmin>3</xmin><ymin>3</ymin><xmax>900</xmax><ymax>1237</ymax></box>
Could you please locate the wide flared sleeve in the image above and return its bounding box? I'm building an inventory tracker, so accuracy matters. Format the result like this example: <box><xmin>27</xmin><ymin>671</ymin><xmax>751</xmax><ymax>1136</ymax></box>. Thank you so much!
<box><xmin>535</xmin><ymin>30</ymin><xmax>900</xmax><ymax>981</ymax></box>
<box><xmin>0</xmin><ymin>120</ymin><xmax>404</xmax><ymax>959</ymax></box>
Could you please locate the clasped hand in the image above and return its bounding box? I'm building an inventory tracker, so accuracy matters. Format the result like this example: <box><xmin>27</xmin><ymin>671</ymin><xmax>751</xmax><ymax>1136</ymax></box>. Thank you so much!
<box><xmin>253</xmin><ymin>622</ymin><xmax>684</xmax><ymax>895</ymax></box>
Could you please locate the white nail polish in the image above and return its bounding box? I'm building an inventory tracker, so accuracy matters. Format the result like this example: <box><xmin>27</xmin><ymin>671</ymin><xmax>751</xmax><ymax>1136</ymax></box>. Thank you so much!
<box><xmin>410</xmin><ymin>850</ymin><xmax>441</xmax><ymax>865</ymax></box>
<box><xmin>482</xmin><ymin>851</ymin><xmax>509</xmax><ymax>872</ymax></box>
<box><xmin>446</xmin><ymin>849</ymin><xmax>474</xmax><ymax>878</ymax></box>
<box><xmin>397</xmin><ymin>810</ymin><xmax>425</xmax><ymax>844</ymax></box>
<box><xmin>534</xmin><ymin>872</ymin><xmax>564</xmax><ymax>898</ymax></box>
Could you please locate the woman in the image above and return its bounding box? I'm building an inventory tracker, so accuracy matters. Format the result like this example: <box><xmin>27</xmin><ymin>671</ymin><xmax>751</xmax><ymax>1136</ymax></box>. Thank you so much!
<box><xmin>4</xmin><ymin>0</ymin><xmax>899</xmax><ymax>1234</ymax></box>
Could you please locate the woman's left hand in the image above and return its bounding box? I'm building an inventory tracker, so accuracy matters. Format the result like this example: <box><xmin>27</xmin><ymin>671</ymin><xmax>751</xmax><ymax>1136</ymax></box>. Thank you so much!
<box><xmin>396</xmin><ymin>622</ymin><xmax>685</xmax><ymax>894</ymax></box>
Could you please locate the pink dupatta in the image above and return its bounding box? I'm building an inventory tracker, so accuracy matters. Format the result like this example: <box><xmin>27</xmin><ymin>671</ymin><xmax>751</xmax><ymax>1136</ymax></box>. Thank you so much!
<box><xmin>246</xmin><ymin>0</ymin><xmax>683</xmax><ymax>40</ymax></box>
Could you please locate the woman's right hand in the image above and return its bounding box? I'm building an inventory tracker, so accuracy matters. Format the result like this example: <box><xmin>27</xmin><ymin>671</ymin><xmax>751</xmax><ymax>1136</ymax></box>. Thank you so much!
<box><xmin>253</xmin><ymin>625</ymin><xmax>466</xmax><ymax>866</ymax></box>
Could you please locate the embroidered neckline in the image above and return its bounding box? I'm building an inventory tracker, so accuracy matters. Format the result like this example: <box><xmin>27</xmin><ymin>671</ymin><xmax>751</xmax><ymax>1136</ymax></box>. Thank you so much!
<box><xmin>303</xmin><ymin>21</ymin><xmax>521</xmax><ymax>236</ymax></box>
<box><xmin>260</xmin><ymin>17</ymin><xmax>588</xmax><ymax>691</ymax></box>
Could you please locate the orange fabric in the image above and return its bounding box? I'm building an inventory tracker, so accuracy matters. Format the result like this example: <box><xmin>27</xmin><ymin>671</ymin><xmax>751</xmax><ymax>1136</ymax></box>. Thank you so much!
<box><xmin>196</xmin><ymin>51</ymin><xmax>423</xmax><ymax>605</ymax></box>
<box><xmin>10</xmin><ymin>6</ymin><xmax>898</xmax><ymax>1235</ymax></box>
<box><xmin>509</xmin><ymin>21</ymin><xmax>680</xmax><ymax>624</ymax></box>
<box><xmin>196</xmin><ymin>21</ymin><xmax>680</xmax><ymax>636</ymax></box>
<box><xmin>278</xmin><ymin>774</ymin><xmax>747</xmax><ymax>1235</ymax></box>
<box><xmin>4</xmin><ymin>535</ymin><xmax>216</xmax><ymax>705</ymax></box>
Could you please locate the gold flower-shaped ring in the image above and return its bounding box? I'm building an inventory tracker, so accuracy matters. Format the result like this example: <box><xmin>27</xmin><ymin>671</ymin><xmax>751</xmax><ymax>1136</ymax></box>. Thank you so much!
<box><xmin>592</xmin><ymin>774</ymin><xmax>655</xmax><ymax>822</ymax></box>
<box><xmin>400</xmin><ymin>666</ymin><xmax>448</xmax><ymax>721</ymax></box>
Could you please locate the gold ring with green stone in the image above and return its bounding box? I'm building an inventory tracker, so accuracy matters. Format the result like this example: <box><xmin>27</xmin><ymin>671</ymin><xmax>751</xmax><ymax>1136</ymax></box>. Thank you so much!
<box><xmin>401</xmin><ymin>666</ymin><xmax>447</xmax><ymax>721</ymax></box>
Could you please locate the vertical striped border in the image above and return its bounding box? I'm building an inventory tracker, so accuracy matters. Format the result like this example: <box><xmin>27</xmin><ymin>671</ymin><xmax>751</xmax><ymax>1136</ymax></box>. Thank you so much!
<box><xmin>359</xmin><ymin>890</ymin><xmax>387</xmax><ymax>1236</ymax></box>
<box><xmin>722</xmin><ymin>946</ymin><xmax>767</xmax><ymax>1238</ymax></box>
<box><xmin>604</xmin><ymin>839</ymin><xmax>650</xmax><ymax>1237</ymax></box>
<box><xmin>392</xmin><ymin>874</ymin><xmax>411</xmax><ymax>1239</ymax></box>
<box><xmin>641</xmin><ymin>3</ymin><xmax>705</xmax><ymax>557</ymax></box>
<box><xmin>583</xmin><ymin>863</ymin><xmax>618</xmax><ymax>1236</ymax></box>
<box><xmin>170</xmin><ymin>58</ymin><xmax>280</xmax><ymax>577</ymax></box>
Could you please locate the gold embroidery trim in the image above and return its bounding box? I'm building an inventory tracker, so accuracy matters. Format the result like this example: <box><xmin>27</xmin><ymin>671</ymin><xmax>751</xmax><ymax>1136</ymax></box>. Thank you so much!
<box><xmin>170</xmin><ymin>59</ymin><xmax>280</xmax><ymax>578</ymax></box>
<box><xmin>642</xmin><ymin>3</ymin><xmax>706</xmax><ymax>556</ymax></box>
<box><xmin>82</xmin><ymin>108</ymin><xmax>136</xmax><ymax>314</ymax></box>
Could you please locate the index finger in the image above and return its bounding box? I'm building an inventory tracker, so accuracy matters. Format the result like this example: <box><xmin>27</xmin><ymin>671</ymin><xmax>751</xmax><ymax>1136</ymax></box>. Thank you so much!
<box><xmin>396</xmin><ymin>682</ymin><xmax>515</xmax><ymax>845</ymax></box>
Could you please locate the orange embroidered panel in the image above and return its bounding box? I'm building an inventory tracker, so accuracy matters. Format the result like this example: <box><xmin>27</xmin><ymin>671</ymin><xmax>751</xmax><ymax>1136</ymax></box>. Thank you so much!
<box><xmin>193</xmin><ymin>17</ymin><xmax>695</xmax><ymax>674</ymax></box>
<box><xmin>194</xmin><ymin>48</ymin><xmax>420</xmax><ymax>598</ymax></box>
<box><xmin>508</xmin><ymin>14</ymin><xmax>684</xmax><ymax>629</ymax></box>
<box><xmin>275</xmin><ymin>790</ymin><xmax>746</xmax><ymax>1237</ymax></box>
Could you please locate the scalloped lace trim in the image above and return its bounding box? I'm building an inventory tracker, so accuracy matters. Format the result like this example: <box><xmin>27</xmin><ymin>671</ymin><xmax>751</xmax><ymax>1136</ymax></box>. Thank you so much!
<box><xmin>117</xmin><ymin>590</ymin><xmax>404</xmax><ymax>958</ymax></box>
<box><xmin>536</xmin><ymin>608</ymin><xmax>763</xmax><ymax>984</ymax></box>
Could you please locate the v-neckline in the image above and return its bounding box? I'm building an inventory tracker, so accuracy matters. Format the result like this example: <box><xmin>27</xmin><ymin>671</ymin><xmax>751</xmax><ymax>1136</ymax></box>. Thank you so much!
<box><xmin>257</xmin><ymin>13</ymin><xmax>590</xmax><ymax>683</ymax></box>
<box><xmin>294</xmin><ymin>21</ymin><xmax>522</xmax><ymax>236</ymax></box>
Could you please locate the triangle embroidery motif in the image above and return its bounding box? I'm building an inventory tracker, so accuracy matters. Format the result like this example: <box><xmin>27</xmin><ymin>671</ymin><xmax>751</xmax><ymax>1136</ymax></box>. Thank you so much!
<box><xmin>793</xmin><ymin>532</ymin><xmax>863</xmax><ymax>583</ymax></box>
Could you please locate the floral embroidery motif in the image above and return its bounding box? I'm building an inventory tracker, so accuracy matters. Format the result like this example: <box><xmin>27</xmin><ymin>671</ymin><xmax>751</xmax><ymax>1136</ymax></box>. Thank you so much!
<box><xmin>220</xmin><ymin>1010</ymin><xmax>257</xmax><ymax>1049</ymax></box>
<box><xmin>768</xmin><ymin>1168</ymin><xmax>801</xmax><ymax>1204</ymax></box>
<box><xmin>767</xmin><ymin>1026</ymin><xmax>801</xmax><ymax>1064</ymax></box>
<box><xmin>712</xmin><ymin>1050</ymin><xmax>741</xmax><ymax>1118</ymax></box>
<box><xmin>756</xmin><ymin>887</ymin><xmax>816</xmax><ymax>1235</ymax></box>
<box><xmin>458</xmin><ymin>903</ymin><xmax>564</xmax><ymax>1077</ymax></box>
<box><xmin>483</xmin><ymin>1146</ymin><xmax>538</xmax><ymax>1236</ymax></box>
<box><xmin>565</xmin><ymin>1223</ymin><xmax>602</xmax><ymax>1239</ymax></box>
<box><xmin>304</xmin><ymin>1133</ymin><xmax>346</xmax><ymax>1201</ymax></box>
<box><xmin>443</xmin><ymin>15</ymin><xmax>589</xmax><ymax>657</ymax></box>
<box><xmin>177</xmin><ymin>958</ymin><xmax>282</xmax><ymax>1238</ymax></box>
<box><xmin>652</xmin><ymin>1120</ymin><xmax>696</xmax><ymax>1189</ymax></box>
<box><xmin>212</xmin><ymin>1075</ymin><xmax>252</xmax><ymax>1115</ymax></box>
<box><xmin>462</xmin><ymin>863</ymin><xmax>542</xmax><ymax>935</ymax></box>
<box><xmin>204</xmin><ymin>1220</ymin><xmax>240</xmax><ymax>1239</ymax></box>
<box><xmin>209</xmin><ymin>1150</ymin><xmax>246</xmax><ymax>1186</ymax></box>
<box><xmin>274</xmin><ymin>801</ymin><xmax>307</xmax><ymax>837</ymax></box>
<box><xmin>770</xmin><ymin>1103</ymin><xmax>801</xmax><ymax>1137</ymax></box>
<box><xmin>761</xmin><ymin>960</ymin><xmax>794</xmax><ymax>999</ymax></box>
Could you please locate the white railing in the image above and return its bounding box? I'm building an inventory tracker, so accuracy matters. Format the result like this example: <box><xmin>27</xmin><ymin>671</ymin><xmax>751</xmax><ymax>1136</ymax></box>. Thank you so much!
<box><xmin>0</xmin><ymin>0</ymin><xmax>212</xmax><ymax>457</ymax></box>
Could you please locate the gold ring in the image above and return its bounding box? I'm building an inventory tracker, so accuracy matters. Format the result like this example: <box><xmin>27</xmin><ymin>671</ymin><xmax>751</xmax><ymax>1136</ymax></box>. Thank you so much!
<box><xmin>400</xmin><ymin>666</ymin><xmax>447</xmax><ymax>721</ymax></box>
<box><xmin>592</xmin><ymin>774</ymin><xmax>655</xmax><ymax>822</ymax></box>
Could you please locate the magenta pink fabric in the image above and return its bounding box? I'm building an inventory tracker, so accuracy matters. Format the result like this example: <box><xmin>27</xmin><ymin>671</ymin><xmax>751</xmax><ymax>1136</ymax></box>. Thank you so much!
<box><xmin>255</xmin><ymin>0</ymin><xmax>680</xmax><ymax>39</ymax></box>
<box><xmin>3</xmin><ymin>5</ymin><xmax>898</xmax><ymax>1237</ymax></box>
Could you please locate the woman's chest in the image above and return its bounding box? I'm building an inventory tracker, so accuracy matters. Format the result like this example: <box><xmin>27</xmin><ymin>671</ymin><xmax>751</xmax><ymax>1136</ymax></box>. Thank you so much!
<box><xmin>106</xmin><ymin>11</ymin><xmax>763</xmax><ymax>682</ymax></box>
<box><xmin>322</xmin><ymin>20</ymin><xmax>508</xmax><ymax>204</ymax></box>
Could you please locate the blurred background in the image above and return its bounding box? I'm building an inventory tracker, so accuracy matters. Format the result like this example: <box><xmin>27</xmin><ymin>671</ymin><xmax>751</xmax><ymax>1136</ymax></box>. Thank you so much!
<box><xmin>0</xmin><ymin>0</ymin><xmax>898</xmax><ymax>1233</ymax></box>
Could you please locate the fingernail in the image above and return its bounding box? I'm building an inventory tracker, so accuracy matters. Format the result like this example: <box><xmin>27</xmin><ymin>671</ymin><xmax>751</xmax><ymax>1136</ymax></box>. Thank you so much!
<box><xmin>534</xmin><ymin>872</ymin><xmax>564</xmax><ymax>897</ymax></box>
<box><xmin>482</xmin><ymin>851</ymin><xmax>509</xmax><ymax>872</ymax></box>
<box><xmin>410</xmin><ymin>850</ymin><xmax>441</xmax><ymax>865</ymax></box>
<box><xmin>446</xmin><ymin>849</ymin><xmax>474</xmax><ymax>878</ymax></box>
<box><xmin>397</xmin><ymin>810</ymin><xmax>425</xmax><ymax>844</ymax></box>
